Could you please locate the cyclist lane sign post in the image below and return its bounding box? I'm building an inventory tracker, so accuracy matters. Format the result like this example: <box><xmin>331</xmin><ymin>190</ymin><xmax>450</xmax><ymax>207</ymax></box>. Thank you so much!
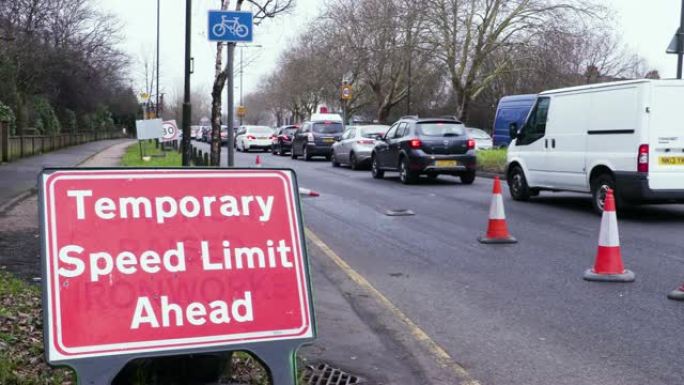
<box><xmin>39</xmin><ymin>168</ymin><xmax>315</xmax><ymax>384</ymax></box>
<box><xmin>208</xmin><ymin>10</ymin><xmax>253</xmax><ymax>168</ymax></box>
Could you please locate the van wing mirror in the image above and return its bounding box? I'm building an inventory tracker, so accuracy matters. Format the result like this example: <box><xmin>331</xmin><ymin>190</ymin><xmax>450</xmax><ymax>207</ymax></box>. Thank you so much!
<box><xmin>509</xmin><ymin>123</ymin><xmax>519</xmax><ymax>140</ymax></box>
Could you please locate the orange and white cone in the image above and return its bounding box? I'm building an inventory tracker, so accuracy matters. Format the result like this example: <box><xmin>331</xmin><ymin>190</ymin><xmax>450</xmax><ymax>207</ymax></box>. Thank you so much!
<box><xmin>255</xmin><ymin>155</ymin><xmax>262</xmax><ymax>168</ymax></box>
<box><xmin>667</xmin><ymin>282</ymin><xmax>684</xmax><ymax>301</ymax></box>
<box><xmin>478</xmin><ymin>176</ymin><xmax>517</xmax><ymax>244</ymax></box>
<box><xmin>583</xmin><ymin>188</ymin><xmax>635</xmax><ymax>282</ymax></box>
<box><xmin>299</xmin><ymin>188</ymin><xmax>320</xmax><ymax>198</ymax></box>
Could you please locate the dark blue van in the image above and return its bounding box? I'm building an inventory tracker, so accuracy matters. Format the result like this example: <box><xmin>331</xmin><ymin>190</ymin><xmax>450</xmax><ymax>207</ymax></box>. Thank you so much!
<box><xmin>492</xmin><ymin>94</ymin><xmax>536</xmax><ymax>147</ymax></box>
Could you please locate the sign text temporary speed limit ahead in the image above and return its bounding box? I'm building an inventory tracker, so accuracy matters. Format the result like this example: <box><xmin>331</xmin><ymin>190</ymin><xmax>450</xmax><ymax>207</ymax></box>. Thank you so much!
<box><xmin>39</xmin><ymin>168</ymin><xmax>315</xmax><ymax>383</ymax></box>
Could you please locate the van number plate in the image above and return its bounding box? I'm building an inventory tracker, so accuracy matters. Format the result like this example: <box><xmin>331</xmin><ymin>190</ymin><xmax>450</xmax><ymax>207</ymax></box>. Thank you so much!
<box><xmin>658</xmin><ymin>156</ymin><xmax>684</xmax><ymax>165</ymax></box>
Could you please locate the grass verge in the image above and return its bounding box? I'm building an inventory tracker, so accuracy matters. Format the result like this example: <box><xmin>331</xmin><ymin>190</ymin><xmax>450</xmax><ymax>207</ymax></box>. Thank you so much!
<box><xmin>477</xmin><ymin>148</ymin><xmax>507</xmax><ymax>174</ymax></box>
<box><xmin>0</xmin><ymin>271</ymin><xmax>74</xmax><ymax>385</ymax></box>
<box><xmin>121</xmin><ymin>140</ymin><xmax>182</xmax><ymax>167</ymax></box>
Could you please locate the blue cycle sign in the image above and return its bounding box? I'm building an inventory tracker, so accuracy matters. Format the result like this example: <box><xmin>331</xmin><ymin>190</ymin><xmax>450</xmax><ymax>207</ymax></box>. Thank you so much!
<box><xmin>208</xmin><ymin>10</ymin><xmax>253</xmax><ymax>42</ymax></box>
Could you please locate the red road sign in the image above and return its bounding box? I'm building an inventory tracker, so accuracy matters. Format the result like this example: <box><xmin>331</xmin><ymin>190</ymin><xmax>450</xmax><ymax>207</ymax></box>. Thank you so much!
<box><xmin>40</xmin><ymin>169</ymin><xmax>314</xmax><ymax>362</ymax></box>
<box><xmin>161</xmin><ymin>120</ymin><xmax>179</xmax><ymax>142</ymax></box>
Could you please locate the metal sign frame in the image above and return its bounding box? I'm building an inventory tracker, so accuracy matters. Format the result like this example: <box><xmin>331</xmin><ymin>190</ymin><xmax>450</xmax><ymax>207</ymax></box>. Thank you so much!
<box><xmin>39</xmin><ymin>167</ymin><xmax>316</xmax><ymax>385</ymax></box>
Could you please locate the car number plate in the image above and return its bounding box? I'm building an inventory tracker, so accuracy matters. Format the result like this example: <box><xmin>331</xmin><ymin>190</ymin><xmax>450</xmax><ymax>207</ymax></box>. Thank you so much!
<box><xmin>658</xmin><ymin>156</ymin><xmax>684</xmax><ymax>165</ymax></box>
<box><xmin>323</xmin><ymin>138</ymin><xmax>334</xmax><ymax>143</ymax></box>
<box><xmin>435</xmin><ymin>160</ymin><xmax>458</xmax><ymax>167</ymax></box>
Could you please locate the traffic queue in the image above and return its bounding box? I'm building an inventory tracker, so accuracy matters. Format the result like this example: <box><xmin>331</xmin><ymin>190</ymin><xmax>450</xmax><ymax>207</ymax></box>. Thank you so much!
<box><xmin>193</xmin><ymin>79</ymin><xmax>684</xmax><ymax>217</ymax></box>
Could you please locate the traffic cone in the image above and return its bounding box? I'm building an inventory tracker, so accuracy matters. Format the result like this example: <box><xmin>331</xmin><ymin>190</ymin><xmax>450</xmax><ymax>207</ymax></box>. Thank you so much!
<box><xmin>478</xmin><ymin>177</ymin><xmax>517</xmax><ymax>244</ymax></box>
<box><xmin>298</xmin><ymin>188</ymin><xmax>320</xmax><ymax>198</ymax></box>
<box><xmin>583</xmin><ymin>189</ymin><xmax>635</xmax><ymax>282</ymax></box>
<box><xmin>667</xmin><ymin>282</ymin><xmax>684</xmax><ymax>301</ymax></box>
<box><xmin>255</xmin><ymin>155</ymin><xmax>262</xmax><ymax>167</ymax></box>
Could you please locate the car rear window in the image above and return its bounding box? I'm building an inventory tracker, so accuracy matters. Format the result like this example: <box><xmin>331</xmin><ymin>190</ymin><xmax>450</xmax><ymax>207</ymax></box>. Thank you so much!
<box><xmin>360</xmin><ymin>126</ymin><xmax>389</xmax><ymax>138</ymax></box>
<box><xmin>283</xmin><ymin>128</ymin><xmax>298</xmax><ymax>136</ymax></box>
<box><xmin>313</xmin><ymin>122</ymin><xmax>344</xmax><ymax>134</ymax></box>
<box><xmin>247</xmin><ymin>126</ymin><xmax>272</xmax><ymax>134</ymax></box>
<box><xmin>418</xmin><ymin>122</ymin><xmax>465</xmax><ymax>137</ymax></box>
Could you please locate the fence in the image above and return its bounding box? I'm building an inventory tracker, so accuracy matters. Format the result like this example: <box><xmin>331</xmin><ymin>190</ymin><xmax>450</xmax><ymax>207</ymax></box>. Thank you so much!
<box><xmin>0</xmin><ymin>121</ymin><xmax>125</xmax><ymax>163</ymax></box>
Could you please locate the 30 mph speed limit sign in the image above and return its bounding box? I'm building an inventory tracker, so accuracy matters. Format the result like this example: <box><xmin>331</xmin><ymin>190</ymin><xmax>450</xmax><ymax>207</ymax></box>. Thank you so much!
<box><xmin>161</xmin><ymin>120</ymin><xmax>179</xmax><ymax>142</ymax></box>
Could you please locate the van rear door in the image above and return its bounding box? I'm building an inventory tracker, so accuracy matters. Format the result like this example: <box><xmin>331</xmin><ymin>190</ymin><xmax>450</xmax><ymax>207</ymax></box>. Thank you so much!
<box><xmin>648</xmin><ymin>82</ymin><xmax>684</xmax><ymax>190</ymax></box>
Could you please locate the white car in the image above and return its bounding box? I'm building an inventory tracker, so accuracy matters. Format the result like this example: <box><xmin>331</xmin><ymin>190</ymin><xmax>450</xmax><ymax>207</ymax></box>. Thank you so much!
<box><xmin>466</xmin><ymin>127</ymin><xmax>493</xmax><ymax>150</ymax></box>
<box><xmin>506</xmin><ymin>79</ymin><xmax>684</xmax><ymax>213</ymax></box>
<box><xmin>235</xmin><ymin>125</ymin><xmax>274</xmax><ymax>152</ymax></box>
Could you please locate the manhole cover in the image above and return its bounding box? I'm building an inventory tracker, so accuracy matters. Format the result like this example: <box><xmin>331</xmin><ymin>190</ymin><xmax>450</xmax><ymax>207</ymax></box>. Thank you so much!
<box><xmin>385</xmin><ymin>209</ymin><xmax>415</xmax><ymax>217</ymax></box>
<box><xmin>302</xmin><ymin>363</ymin><xmax>364</xmax><ymax>385</ymax></box>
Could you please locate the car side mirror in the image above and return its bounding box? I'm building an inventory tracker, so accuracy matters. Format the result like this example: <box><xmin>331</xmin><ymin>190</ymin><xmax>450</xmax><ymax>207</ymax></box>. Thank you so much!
<box><xmin>509</xmin><ymin>123</ymin><xmax>518</xmax><ymax>140</ymax></box>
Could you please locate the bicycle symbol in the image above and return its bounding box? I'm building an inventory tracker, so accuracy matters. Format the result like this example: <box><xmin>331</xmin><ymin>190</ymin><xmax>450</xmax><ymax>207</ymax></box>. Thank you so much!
<box><xmin>212</xmin><ymin>15</ymin><xmax>249</xmax><ymax>38</ymax></box>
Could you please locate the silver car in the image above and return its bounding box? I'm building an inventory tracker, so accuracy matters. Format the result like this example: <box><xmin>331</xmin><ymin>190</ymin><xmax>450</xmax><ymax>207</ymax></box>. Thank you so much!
<box><xmin>331</xmin><ymin>124</ymin><xmax>389</xmax><ymax>169</ymax></box>
<box><xmin>466</xmin><ymin>127</ymin><xmax>493</xmax><ymax>150</ymax></box>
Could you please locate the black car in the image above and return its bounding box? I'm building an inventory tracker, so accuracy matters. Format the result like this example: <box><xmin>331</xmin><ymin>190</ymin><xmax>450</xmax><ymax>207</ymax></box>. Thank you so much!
<box><xmin>370</xmin><ymin>116</ymin><xmax>477</xmax><ymax>184</ymax></box>
<box><xmin>271</xmin><ymin>125</ymin><xmax>299</xmax><ymax>156</ymax></box>
<box><xmin>291</xmin><ymin>119</ymin><xmax>344</xmax><ymax>161</ymax></box>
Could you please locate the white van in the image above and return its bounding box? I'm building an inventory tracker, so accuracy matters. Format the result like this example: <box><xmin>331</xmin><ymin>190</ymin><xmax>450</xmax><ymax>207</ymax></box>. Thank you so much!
<box><xmin>506</xmin><ymin>79</ymin><xmax>684</xmax><ymax>213</ymax></box>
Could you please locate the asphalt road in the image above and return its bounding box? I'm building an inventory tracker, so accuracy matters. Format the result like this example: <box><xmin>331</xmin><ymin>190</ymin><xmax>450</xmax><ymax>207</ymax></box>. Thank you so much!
<box><xmin>195</xmin><ymin>142</ymin><xmax>684</xmax><ymax>385</ymax></box>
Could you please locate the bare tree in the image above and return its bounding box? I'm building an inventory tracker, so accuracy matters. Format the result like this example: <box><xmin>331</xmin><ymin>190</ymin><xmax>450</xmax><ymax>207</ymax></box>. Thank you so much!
<box><xmin>208</xmin><ymin>0</ymin><xmax>294</xmax><ymax>166</ymax></box>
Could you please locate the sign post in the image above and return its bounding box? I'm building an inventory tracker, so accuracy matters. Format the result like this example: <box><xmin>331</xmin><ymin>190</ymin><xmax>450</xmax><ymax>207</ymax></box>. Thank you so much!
<box><xmin>208</xmin><ymin>10</ymin><xmax>254</xmax><ymax>168</ymax></box>
<box><xmin>39</xmin><ymin>168</ymin><xmax>315</xmax><ymax>384</ymax></box>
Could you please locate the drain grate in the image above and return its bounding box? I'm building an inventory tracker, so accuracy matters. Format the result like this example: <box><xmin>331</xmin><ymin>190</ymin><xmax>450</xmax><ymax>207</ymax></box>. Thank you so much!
<box><xmin>302</xmin><ymin>363</ymin><xmax>364</xmax><ymax>385</ymax></box>
<box><xmin>384</xmin><ymin>209</ymin><xmax>415</xmax><ymax>216</ymax></box>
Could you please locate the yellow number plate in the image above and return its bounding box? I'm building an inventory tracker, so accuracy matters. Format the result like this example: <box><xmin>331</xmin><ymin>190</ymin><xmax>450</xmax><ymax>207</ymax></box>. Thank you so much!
<box><xmin>323</xmin><ymin>138</ymin><xmax>334</xmax><ymax>143</ymax></box>
<box><xmin>658</xmin><ymin>156</ymin><xmax>684</xmax><ymax>165</ymax></box>
<box><xmin>435</xmin><ymin>160</ymin><xmax>458</xmax><ymax>167</ymax></box>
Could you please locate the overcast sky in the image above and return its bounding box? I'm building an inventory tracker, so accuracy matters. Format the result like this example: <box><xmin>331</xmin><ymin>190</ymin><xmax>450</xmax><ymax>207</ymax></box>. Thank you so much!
<box><xmin>98</xmin><ymin>0</ymin><xmax>684</xmax><ymax>108</ymax></box>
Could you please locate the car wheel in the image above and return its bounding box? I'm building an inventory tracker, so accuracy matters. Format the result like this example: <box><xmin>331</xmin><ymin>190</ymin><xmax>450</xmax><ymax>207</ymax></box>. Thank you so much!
<box><xmin>371</xmin><ymin>156</ymin><xmax>384</xmax><ymax>179</ymax></box>
<box><xmin>350</xmin><ymin>152</ymin><xmax>359</xmax><ymax>170</ymax></box>
<box><xmin>331</xmin><ymin>152</ymin><xmax>340</xmax><ymax>167</ymax></box>
<box><xmin>591</xmin><ymin>173</ymin><xmax>619</xmax><ymax>215</ymax></box>
<box><xmin>399</xmin><ymin>158</ymin><xmax>418</xmax><ymax>185</ymax></box>
<box><xmin>508</xmin><ymin>165</ymin><xmax>530</xmax><ymax>201</ymax></box>
<box><xmin>303</xmin><ymin>146</ymin><xmax>312</xmax><ymax>161</ymax></box>
<box><xmin>460</xmin><ymin>170</ymin><xmax>476</xmax><ymax>185</ymax></box>
<box><xmin>291</xmin><ymin>145</ymin><xmax>298</xmax><ymax>159</ymax></box>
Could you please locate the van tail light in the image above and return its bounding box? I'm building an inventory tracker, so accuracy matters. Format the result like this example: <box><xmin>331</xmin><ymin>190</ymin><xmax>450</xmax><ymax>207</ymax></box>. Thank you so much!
<box><xmin>467</xmin><ymin>139</ymin><xmax>476</xmax><ymax>150</ymax></box>
<box><xmin>637</xmin><ymin>144</ymin><xmax>649</xmax><ymax>173</ymax></box>
<box><xmin>247</xmin><ymin>135</ymin><xmax>256</xmax><ymax>140</ymax></box>
<box><xmin>409</xmin><ymin>139</ymin><xmax>422</xmax><ymax>149</ymax></box>
<box><xmin>307</xmin><ymin>133</ymin><xmax>315</xmax><ymax>142</ymax></box>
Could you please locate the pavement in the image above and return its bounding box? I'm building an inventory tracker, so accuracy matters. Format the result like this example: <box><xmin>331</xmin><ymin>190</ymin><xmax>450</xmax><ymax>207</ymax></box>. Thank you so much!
<box><xmin>0</xmin><ymin>140</ymin><xmax>431</xmax><ymax>384</ymax></box>
<box><xmin>0</xmin><ymin>139</ymin><xmax>131</xmax><ymax>211</ymax></box>
<box><xmin>192</xmin><ymin>142</ymin><xmax>684</xmax><ymax>385</ymax></box>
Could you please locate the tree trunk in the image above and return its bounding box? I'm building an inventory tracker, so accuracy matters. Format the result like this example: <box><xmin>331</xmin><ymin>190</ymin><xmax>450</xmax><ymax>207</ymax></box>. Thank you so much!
<box><xmin>210</xmin><ymin>68</ymin><xmax>227</xmax><ymax>166</ymax></box>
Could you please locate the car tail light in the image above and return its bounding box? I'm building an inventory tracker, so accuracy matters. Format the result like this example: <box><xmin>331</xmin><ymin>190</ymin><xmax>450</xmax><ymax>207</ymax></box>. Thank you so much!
<box><xmin>247</xmin><ymin>135</ymin><xmax>256</xmax><ymax>140</ymax></box>
<box><xmin>269</xmin><ymin>135</ymin><xmax>276</xmax><ymax>140</ymax></box>
<box><xmin>467</xmin><ymin>139</ymin><xmax>476</xmax><ymax>150</ymax></box>
<box><xmin>409</xmin><ymin>139</ymin><xmax>422</xmax><ymax>149</ymax></box>
<box><xmin>358</xmin><ymin>139</ymin><xmax>374</xmax><ymax>145</ymax></box>
<box><xmin>307</xmin><ymin>133</ymin><xmax>314</xmax><ymax>142</ymax></box>
<box><xmin>638</xmin><ymin>144</ymin><xmax>649</xmax><ymax>173</ymax></box>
